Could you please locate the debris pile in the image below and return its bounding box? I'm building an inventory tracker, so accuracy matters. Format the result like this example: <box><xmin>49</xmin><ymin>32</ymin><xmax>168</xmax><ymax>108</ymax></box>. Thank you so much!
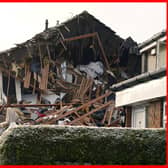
<box><xmin>0</xmin><ymin>11</ymin><xmax>140</xmax><ymax>127</ymax></box>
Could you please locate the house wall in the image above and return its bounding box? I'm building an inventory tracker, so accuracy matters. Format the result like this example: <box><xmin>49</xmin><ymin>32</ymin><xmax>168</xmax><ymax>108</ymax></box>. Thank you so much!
<box><xmin>157</xmin><ymin>44</ymin><xmax>166</xmax><ymax>69</ymax></box>
<box><xmin>141</xmin><ymin>53</ymin><xmax>146</xmax><ymax>73</ymax></box>
<box><xmin>122</xmin><ymin>35</ymin><xmax>166</xmax><ymax>129</ymax></box>
<box><xmin>125</xmin><ymin>100</ymin><xmax>163</xmax><ymax>128</ymax></box>
<box><xmin>115</xmin><ymin>76</ymin><xmax>166</xmax><ymax>107</ymax></box>
<box><xmin>147</xmin><ymin>55</ymin><xmax>156</xmax><ymax>72</ymax></box>
<box><xmin>141</xmin><ymin>38</ymin><xmax>166</xmax><ymax>73</ymax></box>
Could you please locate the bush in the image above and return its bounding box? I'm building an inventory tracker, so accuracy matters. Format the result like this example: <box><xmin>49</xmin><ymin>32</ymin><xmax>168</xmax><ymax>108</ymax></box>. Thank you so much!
<box><xmin>0</xmin><ymin>125</ymin><xmax>165</xmax><ymax>165</ymax></box>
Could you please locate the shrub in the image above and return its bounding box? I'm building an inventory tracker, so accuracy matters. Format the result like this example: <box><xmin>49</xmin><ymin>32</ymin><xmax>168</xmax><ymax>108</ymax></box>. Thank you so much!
<box><xmin>0</xmin><ymin>125</ymin><xmax>165</xmax><ymax>165</ymax></box>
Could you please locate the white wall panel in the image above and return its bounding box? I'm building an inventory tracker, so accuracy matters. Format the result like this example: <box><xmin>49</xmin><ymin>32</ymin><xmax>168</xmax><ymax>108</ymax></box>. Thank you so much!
<box><xmin>116</xmin><ymin>76</ymin><xmax>166</xmax><ymax>107</ymax></box>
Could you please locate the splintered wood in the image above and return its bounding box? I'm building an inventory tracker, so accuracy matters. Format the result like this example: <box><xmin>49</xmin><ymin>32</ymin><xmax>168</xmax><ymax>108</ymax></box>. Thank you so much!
<box><xmin>40</xmin><ymin>64</ymin><xmax>49</xmax><ymax>90</ymax></box>
<box><xmin>73</xmin><ymin>77</ymin><xmax>93</xmax><ymax>102</ymax></box>
<box><xmin>69</xmin><ymin>100</ymin><xmax>113</xmax><ymax>125</ymax></box>
<box><xmin>35</xmin><ymin>91</ymin><xmax>115</xmax><ymax>126</ymax></box>
<box><xmin>24</xmin><ymin>64</ymin><xmax>31</xmax><ymax>88</ymax></box>
<box><xmin>0</xmin><ymin>31</ymin><xmax>118</xmax><ymax>127</ymax></box>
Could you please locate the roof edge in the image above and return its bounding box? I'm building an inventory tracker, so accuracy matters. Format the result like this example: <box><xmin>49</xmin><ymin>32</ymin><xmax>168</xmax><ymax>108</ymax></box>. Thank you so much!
<box><xmin>138</xmin><ymin>30</ymin><xmax>166</xmax><ymax>49</ymax></box>
<box><xmin>111</xmin><ymin>67</ymin><xmax>166</xmax><ymax>91</ymax></box>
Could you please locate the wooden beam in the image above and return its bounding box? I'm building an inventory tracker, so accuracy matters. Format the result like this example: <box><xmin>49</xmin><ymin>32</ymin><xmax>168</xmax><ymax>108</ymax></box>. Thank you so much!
<box><xmin>0</xmin><ymin>103</ymin><xmax>69</xmax><ymax>108</ymax></box>
<box><xmin>69</xmin><ymin>101</ymin><xmax>113</xmax><ymax>125</ymax></box>
<box><xmin>101</xmin><ymin>108</ymin><xmax>108</xmax><ymax>124</ymax></box>
<box><xmin>108</xmin><ymin>104</ymin><xmax>115</xmax><ymax>126</ymax></box>
<box><xmin>40</xmin><ymin>105</ymin><xmax>83</xmax><ymax>125</ymax></box>
<box><xmin>95</xmin><ymin>32</ymin><xmax>111</xmax><ymax>70</ymax></box>
<box><xmin>64</xmin><ymin>32</ymin><xmax>97</xmax><ymax>42</ymax></box>
<box><xmin>36</xmin><ymin>105</ymin><xmax>72</xmax><ymax>124</ymax></box>
<box><xmin>47</xmin><ymin>91</ymin><xmax>112</xmax><ymax>123</ymax></box>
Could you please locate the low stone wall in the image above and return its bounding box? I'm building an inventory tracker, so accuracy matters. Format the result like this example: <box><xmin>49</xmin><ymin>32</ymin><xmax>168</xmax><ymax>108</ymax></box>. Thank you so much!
<box><xmin>0</xmin><ymin>125</ymin><xmax>165</xmax><ymax>165</ymax></box>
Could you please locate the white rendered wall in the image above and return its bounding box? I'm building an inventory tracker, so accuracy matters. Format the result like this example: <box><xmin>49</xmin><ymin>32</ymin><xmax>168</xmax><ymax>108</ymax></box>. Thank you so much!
<box><xmin>115</xmin><ymin>76</ymin><xmax>166</xmax><ymax>107</ymax></box>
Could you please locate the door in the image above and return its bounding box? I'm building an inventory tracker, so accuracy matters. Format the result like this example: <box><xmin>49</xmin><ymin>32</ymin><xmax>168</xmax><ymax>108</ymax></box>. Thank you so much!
<box><xmin>132</xmin><ymin>106</ymin><xmax>146</xmax><ymax>128</ymax></box>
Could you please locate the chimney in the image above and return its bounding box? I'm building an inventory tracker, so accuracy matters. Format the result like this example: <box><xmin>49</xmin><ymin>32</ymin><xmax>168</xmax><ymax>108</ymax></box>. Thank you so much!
<box><xmin>56</xmin><ymin>20</ymin><xmax>59</xmax><ymax>26</ymax></box>
<box><xmin>45</xmin><ymin>19</ymin><xmax>48</xmax><ymax>30</ymax></box>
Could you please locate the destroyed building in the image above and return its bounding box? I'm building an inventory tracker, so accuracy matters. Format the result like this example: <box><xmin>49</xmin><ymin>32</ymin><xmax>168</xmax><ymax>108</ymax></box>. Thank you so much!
<box><xmin>0</xmin><ymin>11</ymin><xmax>141</xmax><ymax>127</ymax></box>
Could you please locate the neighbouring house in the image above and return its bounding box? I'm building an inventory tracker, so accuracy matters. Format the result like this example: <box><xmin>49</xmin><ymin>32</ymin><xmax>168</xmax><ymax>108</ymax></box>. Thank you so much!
<box><xmin>111</xmin><ymin>30</ymin><xmax>166</xmax><ymax>128</ymax></box>
<box><xmin>0</xmin><ymin>11</ymin><xmax>141</xmax><ymax>126</ymax></box>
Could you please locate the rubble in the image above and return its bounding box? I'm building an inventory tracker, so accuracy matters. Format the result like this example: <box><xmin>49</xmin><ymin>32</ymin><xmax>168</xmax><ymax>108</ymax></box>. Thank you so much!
<box><xmin>0</xmin><ymin>11</ymin><xmax>141</xmax><ymax>128</ymax></box>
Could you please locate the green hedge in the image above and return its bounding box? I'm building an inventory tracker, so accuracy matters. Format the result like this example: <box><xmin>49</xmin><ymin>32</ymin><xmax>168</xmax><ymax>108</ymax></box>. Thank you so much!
<box><xmin>0</xmin><ymin>125</ymin><xmax>165</xmax><ymax>165</ymax></box>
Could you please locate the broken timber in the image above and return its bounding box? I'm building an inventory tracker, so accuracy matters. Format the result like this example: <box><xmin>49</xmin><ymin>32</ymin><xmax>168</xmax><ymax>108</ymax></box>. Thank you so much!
<box><xmin>38</xmin><ymin>91</ymin><xmax>112</xmax><ymax>125</ymax></box>
<box><xmin>69</xmin><ymin>100</ymin><xmax>113</xmax><ymax>125</ymax></box>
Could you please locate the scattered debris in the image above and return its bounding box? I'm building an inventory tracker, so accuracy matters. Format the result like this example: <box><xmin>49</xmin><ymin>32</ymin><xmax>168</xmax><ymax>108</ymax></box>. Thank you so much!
<box><xmin>0</xmin><ymin>11</ymin><xmax>141</xmax><ymax>128</ymax></box>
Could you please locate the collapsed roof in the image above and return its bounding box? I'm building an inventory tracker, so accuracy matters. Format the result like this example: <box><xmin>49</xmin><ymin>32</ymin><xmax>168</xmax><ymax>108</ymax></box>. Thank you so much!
<box><xmin>0</xmin><ymin>11</ymin><xmax>142</xmax><ymax>127</ymax></box>
<box><xmin>0</xmin><ymin>11</ymin><xmax>141</xmax><ymax>102</ymax></box>
<box><xmin>0</xmin><ymin>11</ymin><xmax>123</xmax><ymax>66</ymax></box>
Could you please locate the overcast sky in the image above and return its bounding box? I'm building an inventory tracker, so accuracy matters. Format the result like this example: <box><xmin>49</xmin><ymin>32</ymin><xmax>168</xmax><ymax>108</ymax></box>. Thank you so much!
<box><xmin>0</xmin><ymin>3</ymin><xmax>166</xmax><ymax>51</ymax></box>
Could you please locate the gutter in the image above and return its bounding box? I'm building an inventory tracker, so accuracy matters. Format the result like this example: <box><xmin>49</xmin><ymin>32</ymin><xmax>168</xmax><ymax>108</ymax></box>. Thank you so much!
<box><xmin>138</xmin><ymin>30</ymin><xmax>166</xmax><ymax>49</ymax></box>
<box><xmin>111</xmin><ymin>67</ymin><xmax>166</xmax><ymax>91</ymax></box>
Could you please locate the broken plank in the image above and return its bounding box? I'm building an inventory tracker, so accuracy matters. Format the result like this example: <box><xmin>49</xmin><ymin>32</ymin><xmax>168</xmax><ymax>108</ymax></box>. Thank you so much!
<box><xmin>95</xmin><ymin>32</ymin><xmax>111</xmax><ymax>70</ymax></box>
<box><xmin>36</xmin><ymin>105</ymin><xmax>72</xmax><ymax>124</ymax></box>
<box><xmin>107</xmin><ymin>103</ymin><xmax>115</xmax><ymax>125</ymax></box>
<box><xmin>50</xmin><ymin>91</ymin><xmax>112</xmax><ymax>123</ymax></box>
<box><xmin>69</xmin><ymin>101</ymin><xmax>113</xmax><ymax>125</ymax></box>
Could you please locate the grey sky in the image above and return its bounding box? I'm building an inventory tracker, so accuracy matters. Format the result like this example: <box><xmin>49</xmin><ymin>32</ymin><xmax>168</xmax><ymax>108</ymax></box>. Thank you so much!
<box><xmin>0</xmin><ymin>3</ymin><xmax>166</xmax><ymax>51</ymax></box>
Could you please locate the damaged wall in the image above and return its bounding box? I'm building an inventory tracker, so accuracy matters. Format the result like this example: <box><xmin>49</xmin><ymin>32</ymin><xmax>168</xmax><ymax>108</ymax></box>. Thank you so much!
<box><xmin>0</xmin><ymin>11</ymin><xmax>140</xmax><ymax>89</ymax></box>
<box><xmin>0</xmin><ymin>11</ymin><xmax>141</xmax><ymax>127</ymax></box>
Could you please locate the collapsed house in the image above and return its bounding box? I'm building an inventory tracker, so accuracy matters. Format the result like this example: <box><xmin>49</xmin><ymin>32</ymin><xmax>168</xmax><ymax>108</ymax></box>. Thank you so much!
<box><xmin>111</xmin><ymin>30</ymin><xmax>166</xmax><ymax>128</ymax></box>
<box><xmin>0</xmin><ymin>11</ymin><xmax>141</xmax><ymax>127</ymax></box>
